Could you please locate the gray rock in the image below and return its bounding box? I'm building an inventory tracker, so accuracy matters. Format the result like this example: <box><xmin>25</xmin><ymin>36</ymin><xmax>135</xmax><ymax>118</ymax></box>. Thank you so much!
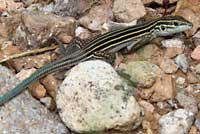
<box><xmin>119</xmin><ymin>61</ymin><xmax>162</xmax><ymax>88</ymax></box>
<box><xmin>176</xmin><ymin>92</ymin><xmax>198</xmax><ymax>114</ymax></box>
<box><xmin>195</xmin><ymin>119</ymin><xmax>200</xmax><ymax>131</ymax></box>
<box><xmin>56</xmin><ymin>60</ymin><xmax>143</xmax><ymax>133</ymax></box>
<box><xmin>159</xmin><ymin>109</ymin><xmax>194</xmax><ymax>134</ymax></box>
<box><xmin>0</xmin><ymin>65</ymin><xmax>69</xmax><ymax>134</ymax></box>
<box><xmin>175</xmin><ymin>54</ymin><xmax>188</xmax><ymax>73</ymax></box>
<box><xmin>53</xmin><ymin>0</ymin><xmax>78</xmax><ymax>16</ymax></box>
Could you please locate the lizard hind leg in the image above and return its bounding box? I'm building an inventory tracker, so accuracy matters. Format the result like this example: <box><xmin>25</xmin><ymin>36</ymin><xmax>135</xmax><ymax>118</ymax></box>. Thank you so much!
<box><xmin>92</xmin><ymin>51</ymin><xmax>116</xmax><ymax>65</ymax></box>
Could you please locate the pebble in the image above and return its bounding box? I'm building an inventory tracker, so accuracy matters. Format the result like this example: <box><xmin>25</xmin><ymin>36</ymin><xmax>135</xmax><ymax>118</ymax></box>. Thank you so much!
<box><xmin>187</xmin><ymin>71</ymin><xmax>198</xmax><ymax>84</ymax></box>
<box><xmin>195</xmin><ymin>63</ymin><xmax>200</xmax><ymax>74</ymax></box>
<box><xmin>195</xmin><ymin>119</ymin><xmax>200</xmax><ymax>131</ymax></box>
<box><xmin>119</xmin><ymin>61</ymin><xmax>161</xmax><ymax>88</ymax></box>
<box><xmin>150</xmin><ymin>74</ymin><xmax>174</xmax><ymax>102</ymax></box>
<box><xmin>175</xmin><ymin>54</ymin><xmax>189</xmax><ymax>73</ymax></box>
<box><xmin>161</xmin><ymin>38</ymin><xmax>184</xmax><ymax>58</ymax></box>
<box><xmin>191</xmin><ymin>45</ymin><xmax>200</xmax><ymax>61</ymax></box>
<box><xmin>176</xmin><ymin>77</ymin><xmax>186</xmax><ymax>85</ymax></box>
<box><xmin>195</xmin><ymin>64</ymin><xmax>200</xmax><ymax>80</ymax></box>
<box><xmin>20</xmin><ymin>11</ymin><xmax>75</xmax><ymax>48</ymax></box>
<box><xmin>112</xmin><ymin>0</ymin><xmax>146</xmax><ymax>22</ymax></box>
<box><xmin>139</xmin><ymin>100</ymin><xmax>155</xmax><ymax>113</ymax></box>
<box><xmin>75</xmin><ymin>26</ymin><xmax>92</xmax><ymax>39</ymax></box>
<box><xmin>40</xmin><ymin>97</ymin><xmax>52</xmax><ymax>108</ymax></box>
<box><xmin>160</xmin><ymin>58</ymin><xmax>179</xmax><ymax>74</ymax></box>
<box><xmin>0</xmin><ymin>65</ymin><xmax>69</xmax><ymax>133</ymax></box>
<box><xmin>161</xmin><ymin>38</ymin><xmax>184</xmax><ymax>48</ymax></box>
<box><xmin>79</xmin><ymin>3</ymin><xmax>113</xmax><ymax>31</ymax></box>
<box><xmin>135</xmin><ymin>44</ymin><xmax>163</xmax><ymax>65</ymax></box>
<box><xmin>56</xmin><ymin>60</ymin><xmax>143</xmax><ymax>133</ymax></box>
<box><xmin>159</xmin><ymin>109</ymin><xmax>194</xmax><ymax>134</ymax></box>
<box><xmin>176</xmin><ymin>92</ymin><xmax>198</xmax><ymax>114</ymax></box>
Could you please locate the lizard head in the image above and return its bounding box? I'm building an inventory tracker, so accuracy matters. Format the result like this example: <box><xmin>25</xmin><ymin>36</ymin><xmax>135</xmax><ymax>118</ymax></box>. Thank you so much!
<box><xmin>152</xmin><ymin>15</ymin><xmax>192</xmax><ymax>36</ymax></box>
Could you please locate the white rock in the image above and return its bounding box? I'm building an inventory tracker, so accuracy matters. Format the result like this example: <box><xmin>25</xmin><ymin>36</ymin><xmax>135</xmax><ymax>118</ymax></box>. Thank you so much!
<box><xmin>175</xmin><ymin>54</ymin><xmax>188</xmax><ymax>73</ymax></box>
<box><xmin>75</xmin><ymin>26</ymin><xmax>91</xmax><ymax>39</ymax></box>
<box><xmin>159</xmin><ymin>109</ymin><xmax>194</xmax><ymax>134</ymax></box>
<box><xmin>176</xmin><ymin>77</ymin><xmax>186</xmax><ymax>85</ymax></box>
<box><xmin>161</xmin><ymin>38</ymin><xmax>184</xmax><ymax>48</ymax></box>
<box><xmin>56</xmin><ymin>60</ymin><xmax>143</xmax><ymax>133</ymax></box>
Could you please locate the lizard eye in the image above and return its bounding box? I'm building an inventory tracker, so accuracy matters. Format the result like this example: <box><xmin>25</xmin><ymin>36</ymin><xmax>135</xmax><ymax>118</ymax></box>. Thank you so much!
<box><xmin>160</xmin><ymin>25</ymin><xmax>165</xmax><ymax>31</ymax></box>
<box><xmin>173</xmin><ymin>22</ymin><xmax>179</xmax><ymax>26</ymax></box>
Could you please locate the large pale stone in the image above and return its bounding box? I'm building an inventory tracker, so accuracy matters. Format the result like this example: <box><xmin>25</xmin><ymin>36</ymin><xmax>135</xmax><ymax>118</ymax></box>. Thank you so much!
<box><xmin>56</xmin><ymin>60</ymin><xmax>143</xmax><ymax>133</ymax></box>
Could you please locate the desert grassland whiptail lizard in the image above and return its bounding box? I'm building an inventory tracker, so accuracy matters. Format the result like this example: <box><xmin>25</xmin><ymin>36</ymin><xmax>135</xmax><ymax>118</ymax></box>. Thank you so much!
<box><xmin>0</xmin><ymin>15</ymin><xmax>192</xmax><ymax>106</ymax></box>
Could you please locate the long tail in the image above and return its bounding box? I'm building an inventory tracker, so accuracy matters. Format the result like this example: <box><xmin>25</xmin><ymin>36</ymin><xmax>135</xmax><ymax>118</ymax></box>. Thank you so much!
<box><xmin>0</xmin><ymin>57</ymin><xmax>75</xmax><ymax>106</ymax></box>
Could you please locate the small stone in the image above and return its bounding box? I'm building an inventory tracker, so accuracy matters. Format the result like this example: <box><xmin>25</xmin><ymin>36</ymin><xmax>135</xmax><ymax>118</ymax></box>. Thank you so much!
<box><xmin>189</xmin><ymin>126</ymin><xmax>198</xmax><ymax>134</ymax></box>
<box><xmin>102</xmin><ymin>20</ymin><xmax>137</xmax><ymax>33</ymax></box>
<box><xmin>191</xmin><ymin>45</ymin><xmax>200</xmax><ymax>61</ymax></box>
<box><xmin>159</xmin><ymin>109</ymin><xmax>194</xmax><ymax>134</ymax></box>
<box><xmin>161</xmin><ymin>38</ymin><xmax>185</xmax><ymax>58</ymax></box>
<box><xmin>57</xmin><ymin>60</ymin><xmax>143</xmax><ymax>133</ymax></box>
<box><xmin>150</xmin><ymin>74</ymin><xmax>174</xmax><ymax>102</ymax></box>
<box><xmin>119</xmin><ymin>61</ymin><xmax>161</xmax><ymax>88</ymax></box>
<box><xmin>139</xmin><ymin>100</ymin><xmax>155</xmax><ymax>113</ymax></box>
<box><xmin>176</xmin><ymin>77</ymin><xmax>186</xmax><ymax>85</ymax></box>
<box><xmin>79</xmin><ymin>3</ymin><xmax>113</xmax><ymax>31</ymax></box>
<box><xmin>176</xmin><ymin>92</ymin><xmax>198</xmax><ymax>114</ymax></box>
<box><xmin>53</xmin><ymin>0</ymin><xmax>78</xmax><ymax>16</ymax></box>
<box><xmin>193</xmin><ymin>30</ymin><xmax>200</xmax><ymax>46</ymax></box>
<box><xmin>0</xmin><ymin>41</ymin><xmax>21</xmax><ymax>61</ymax></box>
<box><xmin>194</xmin><ymin>64</ymin><xmax>200</xmax><ymax>81</ymax></box>
<box><xmin>57</xmin><ymin>34</ymin><xmax>73</xmax><ymax>44</ymax></box>
<box><xmin>160</xmin><ymin>58</ymin><xmax>179</xmax><ymax>74</ymax></box>
<box><xmin>162</xmin><ymin>38</ymin><xmax>184</xmax><ymax>48</ymax></box>
<box><xmin>195</xmin><ymin>64</ymin><xmax>200</xmax><ymax>74</ymax></box>
<box><xmin>112</xmin><ymin>0</ymin><xmax>146</xmax><ymax>22</ymax></box>
<box><xmin>135</xmin><ymin>44</ymin><xmax>163</xmax><ymax>65</ymax></box>
<box><xmin>75</xmin><ymin>26</ymin><xmax>92</xmax><ymax>39</ymax></box>
<box><xmin>187</xmin><ymin>71</ymin><xmax>198</xmax><ymax>84</ymax></box>
<box><xmin>20</xmin><ymin>11</ymin><xmax>76</xmax><ymax>49</ymax></box>
<box><xmin>40</xmin><ymin>97</ymin><xmax>52</xmax><ymax>108</ymax></box>
<box><xmin>16</xmin><ymin>68</ymin><xmax>37</xmax><ymax>81</ymax></box>
<box><xmin>195</xmin><ymin>119</ymin><xmax>200</xmax><ymax>131</ymax></box>
<box><xmin>142</xmin><ymin>120</ymin><xmax>154</xmax><ymax>134</ymax></box>
<box><xmin>40</xmin><ymin>74</ymin><xmax>58</xmax><ymax>99</ymax></box>
<box><xmin>29</xmin><ymin>81</ymin><xmax>47</xmax><ymax>99</ymax></box>
<box><xmin>175</xmin><ymin>54</ymin><xmax>188</xmax><ymax>73</ymax></box>
<box><xmin>157</xmin><ymin>102</ymin><xmax>169</xmax><ymax>110</ymax></box>
<box><xmin>139</xmin><ymin>88</ymin><xmax>154</xmax><ymax>100</ymax></box>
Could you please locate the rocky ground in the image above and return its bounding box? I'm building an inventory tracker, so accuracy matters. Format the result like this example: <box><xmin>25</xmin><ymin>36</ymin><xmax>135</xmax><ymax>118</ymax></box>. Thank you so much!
<box><xmin>0</xmin><ymin>0</ymin><xmax>200</xmax><ymax>134</ymax></box>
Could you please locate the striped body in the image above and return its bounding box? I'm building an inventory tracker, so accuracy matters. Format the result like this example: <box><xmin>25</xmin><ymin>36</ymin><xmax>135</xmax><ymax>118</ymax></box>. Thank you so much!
<box><xmin>0</xmin><ymin>16</ymin><xmax>192</xmax><ymax>105</ymax></box>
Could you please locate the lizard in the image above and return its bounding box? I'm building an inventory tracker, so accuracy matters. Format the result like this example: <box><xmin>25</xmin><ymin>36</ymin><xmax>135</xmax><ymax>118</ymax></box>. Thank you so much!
<box><xmin>0</xmin><ymin>15</ymin><xmax>192</xmax><ymax>106</ymax></box>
